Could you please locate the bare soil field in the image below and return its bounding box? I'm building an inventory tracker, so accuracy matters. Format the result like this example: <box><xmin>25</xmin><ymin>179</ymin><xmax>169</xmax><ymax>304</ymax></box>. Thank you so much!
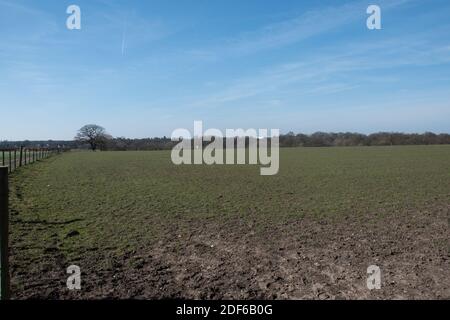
<box><xmin>10</xmin><ymin>205</ymin><xmax>450</xmax><ymax>299</ymax></box>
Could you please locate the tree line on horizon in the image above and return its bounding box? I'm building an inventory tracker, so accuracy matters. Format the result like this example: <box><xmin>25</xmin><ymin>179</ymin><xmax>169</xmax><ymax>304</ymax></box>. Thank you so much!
<box><xmin>2</xmin><ymin>131</ymin><xmax>450</xmax><ymax>150</ymax></box>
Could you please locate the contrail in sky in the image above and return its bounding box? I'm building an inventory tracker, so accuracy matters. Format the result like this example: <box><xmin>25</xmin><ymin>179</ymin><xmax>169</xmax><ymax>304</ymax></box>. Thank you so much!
<box><xmin>121</xmin><ymin>14</ymin><xmax>128</xmax><ymax>56</ymax></box>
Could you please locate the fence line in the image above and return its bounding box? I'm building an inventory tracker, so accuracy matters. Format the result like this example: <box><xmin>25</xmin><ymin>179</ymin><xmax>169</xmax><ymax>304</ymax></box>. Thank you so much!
<box><xmin>0</xmin><ymin>147</ymin><xmax>68</xmax><ymax>174</ymax></box>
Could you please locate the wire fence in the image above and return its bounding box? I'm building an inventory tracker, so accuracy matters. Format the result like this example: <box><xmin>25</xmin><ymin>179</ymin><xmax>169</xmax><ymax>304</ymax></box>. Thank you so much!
<box><xmin>0</xmin><ymin>147</ymin><xmax>68</xmax><ymax>174</ymax></box>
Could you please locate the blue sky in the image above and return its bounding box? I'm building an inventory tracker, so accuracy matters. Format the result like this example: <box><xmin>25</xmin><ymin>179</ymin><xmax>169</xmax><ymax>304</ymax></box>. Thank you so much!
<box><xmin>1</xmin><ymin>0</ymin><xmax>449</xmax><ymax>140</ymax></box>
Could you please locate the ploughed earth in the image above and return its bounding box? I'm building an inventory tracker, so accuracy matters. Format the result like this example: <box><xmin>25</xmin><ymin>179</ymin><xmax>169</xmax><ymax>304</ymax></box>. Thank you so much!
<box><xmin>10</xmin><ymin>205</ymin><xmax>450</xmax><ymax>299</ymax></box>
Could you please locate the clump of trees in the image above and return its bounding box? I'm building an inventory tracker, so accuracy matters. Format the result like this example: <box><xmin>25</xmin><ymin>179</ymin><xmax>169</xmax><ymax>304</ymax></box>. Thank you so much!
<box><xmin>2</xmin><ymin>131</ymin><xmax>450</xmax><ymax>151</ymax></box>
<box><xmin>104</xmin><ymin>136</ymin><xmax>176</xmax><ymax>151</ymax></box>
<box><xmin>0</xmin><ymin>140</ymin><xmax>75</xmax><ymax>149</ymax></box>
<box><xmin>100</xmin><ymin>131</ymin><xmax>450</xmax><ymax>150</ymax></box>
<box><xmin>278</xmin><ymin>131</ymin><xmax>450</xmax><ymax>147</ymax></box>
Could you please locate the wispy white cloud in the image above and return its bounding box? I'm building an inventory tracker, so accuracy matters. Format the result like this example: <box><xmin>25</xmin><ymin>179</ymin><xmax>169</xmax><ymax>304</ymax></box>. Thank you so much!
<box><xmin>0</xmin><ymin>0</ymin><xmax>48</xmax><ymax>17</ymax></box>
<box><xmin>181</xmin><ymin>30</ymin><xmax>450</xmax><ymax>109</ymax></box>
<box><xmin>184</xmin><ymin>0</ymin><xmax>411</xmax><ymax>61</ymax></box>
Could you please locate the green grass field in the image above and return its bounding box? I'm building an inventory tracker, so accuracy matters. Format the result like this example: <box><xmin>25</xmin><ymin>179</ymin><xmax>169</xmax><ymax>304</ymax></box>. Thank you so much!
<box><xmin>10</xmin><ymin>146</ymin><xmax>450</xmax><ymax>253</ymax></box>
<box><xmin>8</xmin><ymin>146</ymin><xmax>450</xmax><ymax>298</ymax></box>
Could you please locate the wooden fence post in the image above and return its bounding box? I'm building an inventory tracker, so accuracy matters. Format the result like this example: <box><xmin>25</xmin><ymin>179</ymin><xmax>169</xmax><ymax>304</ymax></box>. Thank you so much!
<box><xmin>19</xmin><ymin>147</ymin><xmax>23</xmax><ymax>167</ymax></box>
<box><xmin>0</xmin><ymin>166</ymin><xmax>10</xmax><ymax>300</ymax></box>
<box><xmin>8</xmin><ymin>151</ymin><xmax>11</xmax><ymax>173</ymax></box>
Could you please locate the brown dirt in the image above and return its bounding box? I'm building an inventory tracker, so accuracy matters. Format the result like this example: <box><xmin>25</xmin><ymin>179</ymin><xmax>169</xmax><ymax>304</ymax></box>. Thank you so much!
<box><xmin>10</xmin><ymin>205</ymin><xmax>450</xmax><ymax>300</ymax></box>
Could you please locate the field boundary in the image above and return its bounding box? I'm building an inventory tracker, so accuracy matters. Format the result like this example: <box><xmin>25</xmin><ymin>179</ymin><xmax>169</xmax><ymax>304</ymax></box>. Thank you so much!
<box><xmin>0</xmin><ymin>147</ymin><xmax>69</xmax><ymax>174</ymax></box>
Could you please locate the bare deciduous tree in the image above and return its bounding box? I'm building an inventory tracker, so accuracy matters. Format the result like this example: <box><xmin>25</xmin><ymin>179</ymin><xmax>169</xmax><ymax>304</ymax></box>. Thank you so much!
<box><xmin>75</xmin><ymin>124</ymin><xmax>111</xmax><ymax>151</ymax></box>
